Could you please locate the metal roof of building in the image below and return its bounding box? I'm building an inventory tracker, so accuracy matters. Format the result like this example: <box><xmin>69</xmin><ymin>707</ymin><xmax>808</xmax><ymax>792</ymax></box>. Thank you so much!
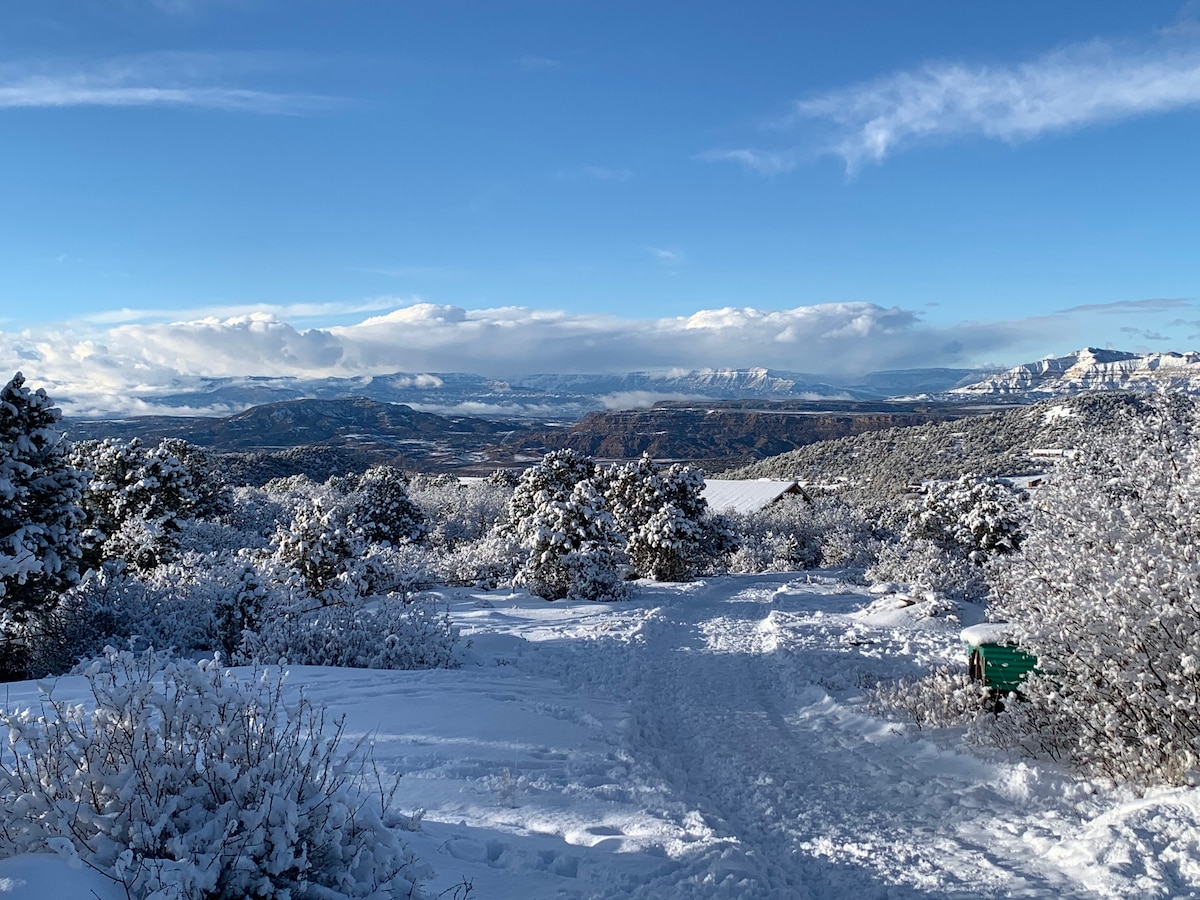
<box><xmin>702</xmin><ymin>479</ymin><xmax>802</xmax><ymax>515</ymax></box>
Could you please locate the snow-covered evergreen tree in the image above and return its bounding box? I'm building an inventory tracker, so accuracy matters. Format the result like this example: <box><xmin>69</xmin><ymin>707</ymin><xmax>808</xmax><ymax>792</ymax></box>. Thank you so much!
<box><xmin>347</xmin><ymin>464</ymin><xmax>426</xmax><ymax>546</ymax></box>
<box><xmin>503</xmin><ymin>448</ymin><xmax>597</xmax><ymax>530</ymax></box>
<box><xmin>603</xmin><ymin>454</ymin><xmax>736</xmax><ymax>581</ymax></box>
<box><xmin>271</xmin><ymin>497</ymin><xmax>367</xmax><ymax>605</ymax></box>
<box><xmin>991</xmin><ymin>394</ymin><xmax>1200</xmax><ymax>784</ymax></box>
<box><xmin>70</xmin><ymin>437</ymin><xmax>229</xmax><ymax>572</ymax></box>
<box><xmin>904</xmin><ymin>474</ymin><xmax>1027</xmax><ymax>563</ymax></box>
<box><xmin>0</xmin><ymin>373</ymin><xmax>85</xmax><ymax>643</ymax></box>
<box><xmin>508</xmin><ymin>452</ymin><xmax>628</xmax><ymax>601</ymax></box>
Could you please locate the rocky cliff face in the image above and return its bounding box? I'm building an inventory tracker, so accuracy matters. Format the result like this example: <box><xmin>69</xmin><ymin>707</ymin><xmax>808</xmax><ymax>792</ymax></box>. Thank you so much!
<box><xmin>952</xmin><ymin>348</ymin><xmax>1200</xmax><ymax>396</ymax></box>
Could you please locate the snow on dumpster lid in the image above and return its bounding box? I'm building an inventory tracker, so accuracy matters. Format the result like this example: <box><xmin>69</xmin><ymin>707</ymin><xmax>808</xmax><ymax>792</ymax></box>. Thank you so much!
<box><xmin>960</xmin><ymin>622</ymin><xmax>1020</xmax><ymax>645</ymax></box>
<box><xmin>702</xmin><ymin>479</ymin><xmax>801</xmax><ymax>515</ymax></box>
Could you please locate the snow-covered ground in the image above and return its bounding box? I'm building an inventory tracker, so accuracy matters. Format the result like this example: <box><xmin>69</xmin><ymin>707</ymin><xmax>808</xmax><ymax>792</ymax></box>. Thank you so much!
<box><xmin>4</xmin><ymin>572</ymin><xmax>1200</xmax><ymax>899</ymax></box>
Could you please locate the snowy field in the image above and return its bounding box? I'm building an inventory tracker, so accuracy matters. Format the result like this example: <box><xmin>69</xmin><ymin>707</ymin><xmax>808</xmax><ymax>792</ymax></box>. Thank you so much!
<box><xmin>3</xmin><ymin>572</ymin><xmax>1200</xmax><ymax>899</ymax></box>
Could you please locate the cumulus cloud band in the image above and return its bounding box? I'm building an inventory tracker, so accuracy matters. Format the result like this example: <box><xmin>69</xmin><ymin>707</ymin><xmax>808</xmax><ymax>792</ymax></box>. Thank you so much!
<box><xmin>1</xmin><ymin>301</ymin><xmax>1046</xmax><ymax>417</ymax></box>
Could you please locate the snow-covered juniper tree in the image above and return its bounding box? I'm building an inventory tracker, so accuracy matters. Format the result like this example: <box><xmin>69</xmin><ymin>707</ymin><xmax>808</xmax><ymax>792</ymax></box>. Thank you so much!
<box><xmin>0</xmin><ymin>374</ymin><xmax>86</xmax><ymax>657</ymax></box>
<box><xmin>504</xmin><ymin>450</ymin><xmax>628</xmax><ymax>601</ymax></box>
<box><xmin>70</xmin><ymin>436</ymin><xmax>229</xmax><ymax>572</ymax></box>
<box><xmin>990</xmin><ymin>394</ymin><xmax>1200</xmax><ymax>785</ymax></box>
<box><xmin>904</xmin><ymin>474</ymin><xmax>1028</xmax><ymax>563</ymax></box>
<box><xmin>602</xmin><ymin>454</ymin><xmax>736</xmax><ymax>582</ymax></box>
<box><xmin>271</xmin><ymin>496</ymin><xmax>368</xmax><ymax>605</ymax></box>
<box><xmin>347</xmin><ymin>464</ymin><xmax>426</xmax><ymax>546</ymax></box>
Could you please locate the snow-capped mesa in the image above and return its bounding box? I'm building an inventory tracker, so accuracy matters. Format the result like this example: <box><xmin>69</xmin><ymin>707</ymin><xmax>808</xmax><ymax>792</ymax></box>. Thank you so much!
<box><xmin>952</xmin><ymin>348</ymin><xmax>1200</xmax><ymax>397</ymax></box>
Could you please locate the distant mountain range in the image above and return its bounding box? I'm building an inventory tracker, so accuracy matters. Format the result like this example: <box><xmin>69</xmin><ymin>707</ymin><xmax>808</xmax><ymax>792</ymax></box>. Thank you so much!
<box><xmin>73</xmin><ymin>349</ymin><xmax>1200</xmax><ymax>423</ymax></box>
<box><xmin>949</xmin><ymin>348</ymin><xmax>1200</xmax><ymax>397</ymax></box>
<box><xmin>70</xmin><ymin>366</ymin><xmax>990</xmax><ymax>421</ymax></box>
<box><xmin>59</xmin><ymin>348</ymin><xmax>1200</xmax><ymax>477</ymax></box>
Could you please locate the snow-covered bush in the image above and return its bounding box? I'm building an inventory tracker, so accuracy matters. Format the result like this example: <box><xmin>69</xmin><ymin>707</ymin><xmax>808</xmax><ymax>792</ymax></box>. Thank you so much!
<box><xmin>358</xmin><ymin>543</ymin><xmax>438</xmax><ymax>600</ymax></box>
<box><xmin>989</xmin><ymin>395</ymin><xmax>1200</xmax><ymax>785</ymax></box>
<box><xmin>602</xmin><ymin>455</ymin><xmax>735</xmax><ymax>582</ymax></box>
<box><xmin>242</xmin><ymin>596</ymin><xmax>460</xmax><ymax>670</ymax></box>
<box><xmin>867</xmin><ymin>538</ymin><xmax>988</xmax><ymax>602</ymax></box>
<box><xmin>435</xmin><ymin>532</ymin><xmax>523</xmax><ymax>589</ymax></box>
<box><xmin>904</xmin><ymin>474</ymin><xmax>1027</xmax><ymax>563</ymax></box>
<box><xmin>410</xmin><ymin>474</ymin><xmax>511</xmax><ymax>550</ymax></box>
<box><xmin>513</xmin><ymin>475</ymin><xmax>629</xmax><ymax>602</ymax></box>
<box><xmin>725</xmin><ymin>495</ymin><xmax>822</xmax><ymax>573</ymax></box>
<box><xmin>0</xmin><ymin>373</ymin><xmax>85</xmax><ymax>637</ymax></box>
<box><xmin>348</xmin><ymin>465</ymin><xmax>426</xmax><ymax>546</ymax></box>
<box><xmin>869</xmin><ymin>665</ymin><xmax>994</xmax><ymax>729</ymax></box>
<box><xmin>0</xmin><ymin>649</ymin><xmax>426</xmax><ymax>899</ymax></box>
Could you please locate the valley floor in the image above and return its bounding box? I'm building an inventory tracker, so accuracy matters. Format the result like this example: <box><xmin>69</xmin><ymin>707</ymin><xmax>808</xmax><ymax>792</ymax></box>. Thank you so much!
<box><xmin>4</xmin><ymin>573</ymin><xmax>1200</xmax><ymax>899</ymax></box>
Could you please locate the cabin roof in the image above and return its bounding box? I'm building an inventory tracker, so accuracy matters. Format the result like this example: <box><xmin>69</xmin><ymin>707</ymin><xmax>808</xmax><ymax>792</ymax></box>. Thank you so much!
<box><xmin>702</xmin><ymin>478</ymin><xmax>803</xmax><ymax>515</ymax></box>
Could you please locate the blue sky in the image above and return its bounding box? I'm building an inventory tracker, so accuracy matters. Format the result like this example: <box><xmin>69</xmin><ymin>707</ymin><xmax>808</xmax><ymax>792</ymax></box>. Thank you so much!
<box><xmin>3</xmin><ymin>0</ymin><xmax>1200</xmax><ymax>403</ymax></box>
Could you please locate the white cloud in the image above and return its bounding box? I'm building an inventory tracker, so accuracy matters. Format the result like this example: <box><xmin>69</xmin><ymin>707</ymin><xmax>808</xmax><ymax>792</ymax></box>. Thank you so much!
<box><xmin>1055</xmin><ymin>297</ymin><xmax>1192</xmax><ymax>315</ymax></box>
<box><xmin>698</xmin><ymin>149</ymin><xmax>797</xmax><ymax>176</ymax></box>
<box><xmin>707</xmin><ymin>36</ymin><xmax>1200</xmax><ymax>173</ymax></box>
<box><xmin>0</xmin><ymin>53</ymin><xmax>336</xmax><ymax>113</ymax></box>
<box><xmin>146</xmin><ymin>0</ymin><xmax>257</xmax><ymax>14</ymax></box>
<box><xmin>646</xmin><ymin>246</ymin><xmax>684</xmax><ymax>266</ymax></box>
<box><xmin>80</xmin><ymin>297</ymin><xmax>408</xmax><ymax>325</ymax></box>
<box><xmin>0</xmin><ymin>301</ymin><xmax>1053</xmax><ymax>417</ymax></box>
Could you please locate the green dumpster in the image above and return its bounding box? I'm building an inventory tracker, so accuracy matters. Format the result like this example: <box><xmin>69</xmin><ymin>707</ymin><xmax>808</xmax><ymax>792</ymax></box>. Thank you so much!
<box><xmin>960</xmin><ymin>623</ymin><xmax>1038</xmax><ymax>693</ymax></box>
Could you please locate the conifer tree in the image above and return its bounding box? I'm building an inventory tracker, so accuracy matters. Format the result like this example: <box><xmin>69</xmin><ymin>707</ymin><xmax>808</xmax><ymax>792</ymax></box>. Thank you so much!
<box><xmin>0</xmin><ymin>373</ymin><xmax>85</xmax><ymax>625</ymax></box>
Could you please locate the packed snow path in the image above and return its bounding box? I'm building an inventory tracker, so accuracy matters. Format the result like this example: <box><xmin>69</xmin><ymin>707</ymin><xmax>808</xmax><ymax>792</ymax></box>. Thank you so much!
<box><xmin>506</xmin><ymin>575</ymin><xmax>1096</xmax><ymax>899</ymax></box>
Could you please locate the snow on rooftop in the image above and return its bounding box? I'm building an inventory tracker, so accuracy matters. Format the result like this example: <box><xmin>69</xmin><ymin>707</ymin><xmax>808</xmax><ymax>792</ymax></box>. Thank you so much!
<box><xmin>702</xmin><ymin>478</ymin><xmax>801</xmax><ymax>515</ymax></box>
<box><xmin>961</xmin><ymin>622</ymin><xmax>1021</xmax><ymax>645</ymax></box>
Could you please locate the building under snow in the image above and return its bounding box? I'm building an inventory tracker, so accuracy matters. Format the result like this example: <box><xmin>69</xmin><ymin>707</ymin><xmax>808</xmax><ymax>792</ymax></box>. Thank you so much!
<box><xmin>702</xmin><ymin>479</ymin><xmax>807</xmax><ymax>516</ymax></box>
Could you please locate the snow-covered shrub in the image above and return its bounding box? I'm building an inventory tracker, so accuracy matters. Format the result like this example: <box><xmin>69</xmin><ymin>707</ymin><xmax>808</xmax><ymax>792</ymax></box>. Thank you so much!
<box><xmin>271</xmin><ymin>497</ymin><xmax>369</xmax><ymax>605</ymax></box>
<box><xmin>0</xmin><ymin>649</ymin><xmax>426</xmax><ymax>899</ymax></box>
<box><xmin>869</xmin><ymin>665</ymin><xmax>994</xmax><ymax>729</ymax></box>
<box><xmin>242</xmin><ymin>596</ymin><xmax>460</xmax><ymax>670</ymax></box>
<box><xmin>0</xmin><ymin>373</ymin><xmax>85</xmax><ymax>638</ymax></box>
<box><xmin>867</xmin><ymin>538</ymin><xmax>988</xmax><ymax>602</ymax></box>
<box><xmin>226</xmin><ymin>485</ymin><xmax>291</xmax><ymax>548</ymax></box>
<box><xmin>904</xmin><ymin>474</ymin><xmax>1027</xmax><ymax>563</ymax></box>
<box><xmin>359</xmin><ymin>543</ymin><xmax>438</xmax><ymax>600</ymax></box>
<box><xmin>813</xmin><ymin>501</ymin><xmax>881</xmax><ymax>570</ymax></box>
<box><xmin>436</xmin><ymin>532</ymin><xmax>523</xmax><ymax>589</ymax></box>
<box><xmin>9</xmin><ymin>560</ymin><xmax>225</xmax><ymax>679</ymax></box>
<box><xmin>6</xmin><ymin>566</ymin><xmax>144</xmax><ymax>679</ymax></box>
<box><xmin>410</xmin><ymin>474</ymin><xmax>511</xmax><ymax>550</ymax></box>
<box><xmin>725</xmin><ymin>496</ymin><xmax>822</xmax><ymax>573</ymax></box>
<box><xmin>989</xmin><ymin>395</ymin><xmax>1200</xmax><ymax>785</ymax></box>
<box><xmin>348</xmin><ymin>465</ymin><xmax>426</xmax><ymax>546</ymax></box>
<box><xmin>513</xmin><ymin>475</ymin><xmax>629</xmax><ymax>602</ymax></box>
<box><xmin>725</xmin><ymin>530</ymin><xmax>801</xmax><ymax>574</ymax></box>
<box><xmin>602</xmin><ymin>455</ymin><xmax>735</xmax><ymax>582</ymax></box>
